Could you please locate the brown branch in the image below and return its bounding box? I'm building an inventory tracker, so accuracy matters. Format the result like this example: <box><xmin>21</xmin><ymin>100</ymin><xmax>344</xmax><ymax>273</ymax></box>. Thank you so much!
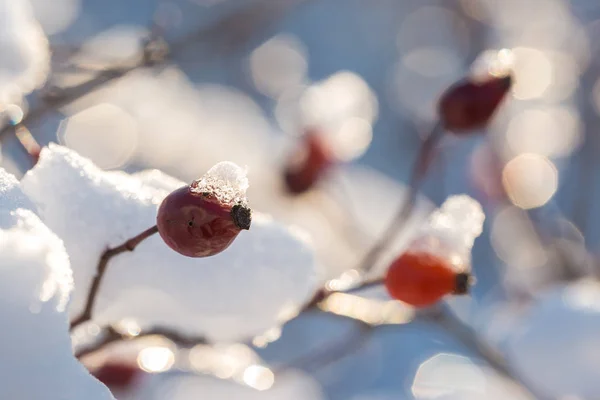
<box><xmin>356</xmin><ymin>121</ymin><xmax>445</xmax><ymax>275</ymax></box>
<box><xmin>70</xmin><ymin>225</ymin><xmax>159</xmax><ymax>331</ymax></box>
<box><xmin>2</xmin><ymin>66</ymin><xmax>133</xmax><ymax>141</ymax></box>
<box><xmin>273</xmin><ymin>320</ymin><xmax>373</xmax><ymax>373</ymax></box>
<box><xmin>75</xmin><ymin>326</ymin><xmax>122</xmax><ymax>359</ymax></box>
<box><xmin>0</xmin><ymin>0</ymin><xmax>312</xmax><ymax>142</ymax></box>
<box><xmin>422</xmin><ymin>305</ymin><xmax>543</xmax><ymax>399</ymax></box>
<box><xmin>75</xmin><ymin>325</ymin><xmax>207</xmax><ymax>359</ymax></box>
<box><xmin>75</xmin><ymin>277</ymin><xmax>385</xmax><ymax>360</ymax></box>
<box><xmin>299</xmin><ymin>277</ymin><xmax>385</xmax><ymax>313</ymax></box>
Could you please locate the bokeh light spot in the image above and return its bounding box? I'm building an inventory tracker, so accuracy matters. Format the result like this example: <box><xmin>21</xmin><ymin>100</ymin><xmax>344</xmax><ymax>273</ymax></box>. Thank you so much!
<box><xmin>249</xmin><ymin>34</ymin><xmax>308</xmax><ymax>98</ymax></box>
<box><xmin>137</xmin><ymin>346</ymin><xmax>175</xmax><ymax>373</ymax></box>
<box><xmin>470</xmin><ymin>49</ymin><xmax>514</xmax><ymax>80</ymax></box>
<box><xmin>511</xmin><ymin>47</ymin><xmax>553</xmax><ymax>100</ymax></box>
<box><xmin>506</xmin><ymin>107</ymin><xmax>582</xmax><ymax>157</ymax></box>
<box><xmin>58</xmin><ymin>103</ymin><xmax>138</xmax><ymax>169</ymax></box>
<box><xmin>502</xmin><ymin>153</ymin><xmax>558</xmax><ymax>209</ymax></box>
<box><xmin>242</xmin><ymin>365</ymin><xmax>275</xmax><ymax>391</ymax></box>
<box><xmin>412</xmin><ymin>353</ymin><xmax>486</xmax><ymax>398</ymax></box>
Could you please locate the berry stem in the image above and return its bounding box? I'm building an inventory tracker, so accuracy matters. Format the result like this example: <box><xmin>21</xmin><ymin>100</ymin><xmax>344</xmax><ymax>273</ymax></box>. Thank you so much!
<box><xmin>300</xmin><ymin>276</ymin><xmax>385</xmax><ymax>312</ymax></box>
<box><xmin>356</xmin><ymin>121</ymin><xmax>445</xmax><ymax>275</ymax></box>
<box><xmin>70</xmin><ymin>225</ymin><xmax>159</xmax><ymax>331</ymax></box>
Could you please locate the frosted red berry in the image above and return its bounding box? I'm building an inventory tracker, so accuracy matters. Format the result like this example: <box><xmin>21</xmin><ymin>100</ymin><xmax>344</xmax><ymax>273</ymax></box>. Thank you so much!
<box><xmin>284</xmin><ymin>129</ymin><xmax>334</xmax><ymax>194</ymax></box>
<box><xmin>438</xmin><ymin>74</ymin><xmax>512</xmax><ymax>133</ymax></box>
<box><xmin>384</xmin><ymin>251</ymin><xmax>472</xmax><ymax>307</ymax></box>
<box><xmin>91</xmin><ymin>362</ymin><xmax>139</xmax><ymax>389</ymax></box>
<box><xmin>156</xmin><ymin>185</ymin><xmax>251</xmax><ymax>258</ymax></box>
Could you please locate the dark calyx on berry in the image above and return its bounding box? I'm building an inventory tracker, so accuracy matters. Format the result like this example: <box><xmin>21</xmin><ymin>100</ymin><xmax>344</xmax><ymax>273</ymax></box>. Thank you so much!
<box><xmin>438</xmin><ymin>74</ymin><xmax>512</xmax><ymax>133</ymax></box>
<box><xmin>231</xmin><ymin>204</ymin><xmax>252</xmax><ymax>230</ymax></box>
<box><xmin>453</xmin><ymin>272</ymin><xmax>473</xmax><ymax>295</ymax></box>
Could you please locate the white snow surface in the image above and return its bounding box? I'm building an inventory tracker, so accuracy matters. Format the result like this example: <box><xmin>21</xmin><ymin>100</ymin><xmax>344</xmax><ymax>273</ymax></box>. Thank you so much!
<box><xmin>0</xmin><ymin>0</ymin><xmax>49</xmax><ymax>104</ymax></box>
<box><xmin>0</xmin><ymin>207</ymin><xmax>114</xmax><ymax>399</ymax></box>
<box><xmin>21</xmin><ymin>144</ymin><xmax>320</xmax><ymax>342</ymax></box>
<box><xmin>0</xmin><ymin>167</ymin><xmax>36</xmax><ymax>226</ymax></box>
<box><xmin>131</xmin><ymin>169</ymin><xmax>186</xmax><ymax>193</ymax></box>
<box><xmin>506</xmin><ymin>279</ymin><xmax>600</xmax><ymax>399</ymax></box>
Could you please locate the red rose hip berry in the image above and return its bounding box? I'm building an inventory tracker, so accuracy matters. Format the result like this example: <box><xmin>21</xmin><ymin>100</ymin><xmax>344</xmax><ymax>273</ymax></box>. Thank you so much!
<box><xmin>284</xmin><ymin>129</ymin><xmax>334</xmax><ymax>194</ymax></box>
<box><xmin>91</xmin><ymin>362</ymin><xmax>139</xmax><ymax>389</ymax></box>
<box><xmin>384</xmin><ymin>251</ymin><xmax>472</xmax><ymax>307</ymax></box>
<box><xmin>157</xmin><ymin>162</ymin><xmax>251</xmax><ymax>258</ymax></box>
<box><xmin>438</xmin><ymin>74</ymin><xmax>512</xmax><ymax>133</ymax></box>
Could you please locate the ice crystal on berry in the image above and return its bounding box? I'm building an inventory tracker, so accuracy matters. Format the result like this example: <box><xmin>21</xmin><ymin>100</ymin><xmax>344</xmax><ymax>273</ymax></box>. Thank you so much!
<box><xmin>190</xmin><ymin>161</ymin><xmax>249</xmax><ymax>207</ymax></box>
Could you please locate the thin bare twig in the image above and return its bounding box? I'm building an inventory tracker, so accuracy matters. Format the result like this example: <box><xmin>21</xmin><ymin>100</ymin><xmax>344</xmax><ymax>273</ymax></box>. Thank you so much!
<box><xmin>75</xmin><ymin>325</ymin><xmax>207</xmax><ymax>359</ymax></box>
<box><xmin>0</xmin><ymin>0</ymin><xmax>311</xmax><ymax>142</ymax></box>
<box><xmin>422</xmin><ymin>304</ymin><xmax>544</xmax><ymax>399</ymax></box>
<box><xmin>75</xmin><ymin>276</ymin><xmax>385</xmax><ymax>360</ymax></box>
<box><xmin>299</xmin><ymin>277</ymin><xmax>385</xmax><ymax>313</ymax></box>
<box><xmin>356</xmin><ymin>121</ymin><xmax>445</xmax><ymax>275</ymax></box>
<box><xmin>274</xmin><ymin>320</ymin><xmax>373</xmax><ymax>373</ymax></box>
<box><xmin>320</xmin><ymin>179</ymin><xmax>376</xmax><ymax>250</ymax></box>
<box><xmin>70</xmin><ymin>225</ymin><xmax>159</xmax><ymax>331</ymax></box>
<box><xmin>2</xmin><ymin>66</ymin><xmax>133</xmax><ymax>141</ymax></box>
<box><xmin>75</xmin><ymin>326</ymin><xmax>121</xmax><ymax>359</ymax></box>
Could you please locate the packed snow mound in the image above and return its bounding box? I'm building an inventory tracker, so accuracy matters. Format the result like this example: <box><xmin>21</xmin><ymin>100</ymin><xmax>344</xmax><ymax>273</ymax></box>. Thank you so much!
<box><xmin>21</xmin><ymin>144</ymin><xmax>320</xmax><ymax>342</ymax></box>
<box><xmin>409</xmin><ymin>195</ymin><xmax>485</xmax><ymax>272</ymax></box>
<box><xmin>0</xmin><ymin>209</ymin><xmax>114</xmax><ymax>400</ymax></box>
<box><xmin>0</xmin><ymin>0</ymin><xmax>50</xmax><ymax>104</ymax></box>
<box><xmin>506</xmin><ymin>279</ymin><xmax>600</xmax><ymax>399</ymax></box>
<box><xmin>0</xmin><ymin>167</ymin><xmax>36</xmax><ymax>227</ymax></box>
<box><xmin>131</xmin><ymin>169</ymin><xmax>186</xmax><ymax>193</ymax></box>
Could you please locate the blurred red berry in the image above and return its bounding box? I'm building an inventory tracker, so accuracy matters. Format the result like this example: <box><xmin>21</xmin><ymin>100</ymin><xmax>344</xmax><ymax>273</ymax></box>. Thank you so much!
<box><xmin>284</xmin><ymin>130</ymin><xmax>334</xmax><ymax>194</ymax></box>
<box><xmin>156</xmin><ymin>185</ymin><xmax>251</xmax><ymax>258</ymax></box>
<box><xmin>91</xmin><ymin>362</ymin><xmax>139</xmax><ymax>389</ymax></box>
<box><xmin>438</xmin><ymin>74</ymin><xmax>512</xmax><ymax>133</ymax></box>
<box><xmin>384</xmin><ymin>251</ymin><xmax>472</xmax><ymax>307</ymax></box>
